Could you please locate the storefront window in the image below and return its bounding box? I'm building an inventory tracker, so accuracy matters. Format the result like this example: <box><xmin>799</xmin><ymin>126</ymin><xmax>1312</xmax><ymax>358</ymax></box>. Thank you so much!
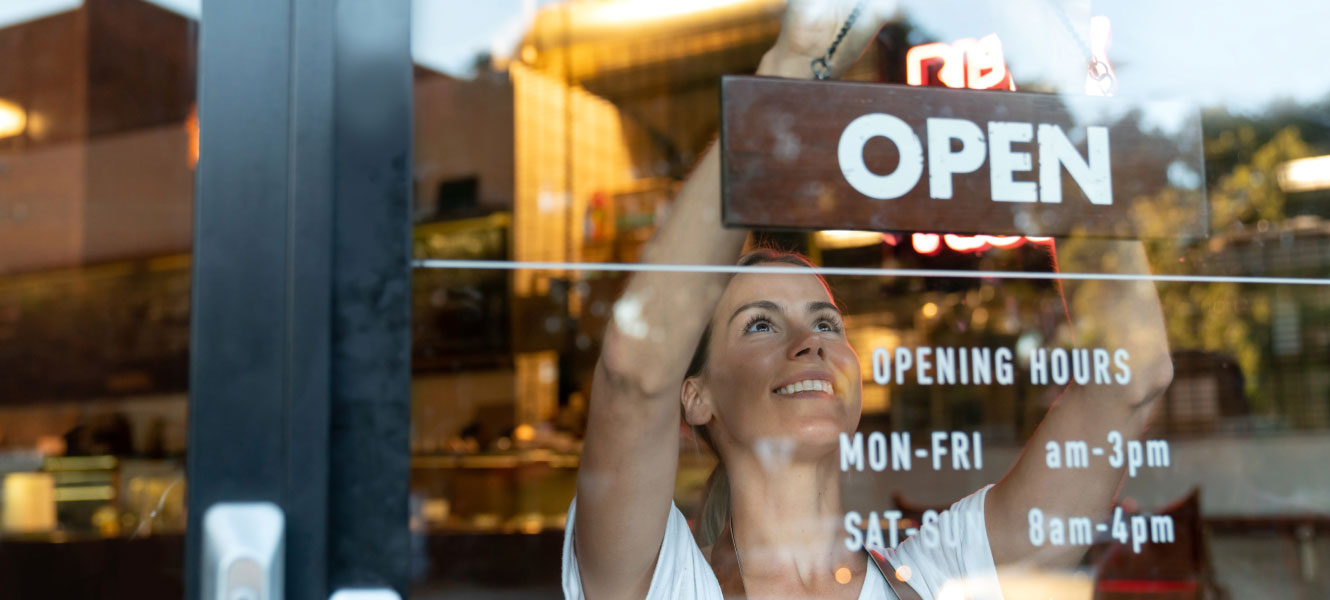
<box><xmin>409</xmin><ymin>1</ymin><xmax>1329</xmax><ymax>599</ymax></box>
<box><xmin>0</xmin><ymin>1</ymin><xmax>195</xmax><ymax>596</ymax></box>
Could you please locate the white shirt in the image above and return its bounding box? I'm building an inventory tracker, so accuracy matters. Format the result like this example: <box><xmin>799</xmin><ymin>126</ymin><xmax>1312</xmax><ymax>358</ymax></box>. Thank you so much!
<box><xmin>562</xmin><ymin>485</ymin><xmax>1002</xmax><ymax>599</ymax></box>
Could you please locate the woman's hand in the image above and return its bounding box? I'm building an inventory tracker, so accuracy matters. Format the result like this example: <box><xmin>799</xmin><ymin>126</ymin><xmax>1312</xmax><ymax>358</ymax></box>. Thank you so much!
<box><xmin>985</xmin><ymin>238</ymin><xmax>1172</xmax><ymax>573</ymax></box>
<box><xmin>759</xmin><ymin>0</ymin><xmax>898</xmax><ymax>79</ymax></box>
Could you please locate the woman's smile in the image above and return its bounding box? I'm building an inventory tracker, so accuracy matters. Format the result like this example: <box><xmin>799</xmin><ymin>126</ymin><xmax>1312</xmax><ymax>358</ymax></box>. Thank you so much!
<box><xmin>772</xmin><ymin>371</ymin><xmax>836</xmax><ymax>398</ymax></box>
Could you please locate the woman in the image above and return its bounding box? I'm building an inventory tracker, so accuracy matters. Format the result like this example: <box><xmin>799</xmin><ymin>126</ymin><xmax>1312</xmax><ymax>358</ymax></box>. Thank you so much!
<box><xmin>563</xmin><ymin>2</ymin><xmax>1174</xmax><ymax>598</ymax></box>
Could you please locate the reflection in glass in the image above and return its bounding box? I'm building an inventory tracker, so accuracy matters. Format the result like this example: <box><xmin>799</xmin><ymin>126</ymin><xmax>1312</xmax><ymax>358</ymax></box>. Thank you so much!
<box><xmin>0</xmin><ymin>1</ymin><xmax>195</xmax><ymax>596</ymax></box>
<box><xmin>408</xmin><ymin>1</ymin><xmax>1330</xmax><ymax>598</ymax></box>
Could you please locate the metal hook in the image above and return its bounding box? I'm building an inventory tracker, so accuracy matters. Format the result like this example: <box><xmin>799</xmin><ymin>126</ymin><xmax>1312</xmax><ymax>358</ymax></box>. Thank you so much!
<box><xmin>811</xmin><ymin>57</ymin><xmax>832</xmax><ymax>80</ymax></box>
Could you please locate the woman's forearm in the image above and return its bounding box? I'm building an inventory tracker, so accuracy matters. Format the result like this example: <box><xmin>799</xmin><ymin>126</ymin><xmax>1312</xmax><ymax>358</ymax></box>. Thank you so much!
<box><xmin>987</xmin><ymin>239</ymin><xmax>1173</xmax><ymax>568</ymax></box>
<box><xmin>1055</xmin><ymin>238</ymin><xmax>1174</xmax><ymax>406</ymax></box>
<box><xmin>598</xmin><ymin>51</ymin><xmax>814</xmax><ymax>398</ymax></box>
<box><xmin>598</xmin><ymin>146</ymin><xmax>746</xmax><ymax>397</ymax></box>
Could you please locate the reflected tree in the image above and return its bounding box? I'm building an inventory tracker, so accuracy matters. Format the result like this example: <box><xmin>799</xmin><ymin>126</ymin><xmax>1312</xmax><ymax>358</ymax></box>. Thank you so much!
<box><xmin>1136</xmin><ymin>125</ymin><xmax>1317</xmax><ymax>415</ymax></box>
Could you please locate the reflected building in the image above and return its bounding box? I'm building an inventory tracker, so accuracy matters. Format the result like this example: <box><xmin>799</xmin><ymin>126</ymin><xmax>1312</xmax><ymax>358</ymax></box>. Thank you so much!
<box><xmin>0</xmin><ymin>1</ymin><xmax>195</xmax><ymax>540</ymax></box>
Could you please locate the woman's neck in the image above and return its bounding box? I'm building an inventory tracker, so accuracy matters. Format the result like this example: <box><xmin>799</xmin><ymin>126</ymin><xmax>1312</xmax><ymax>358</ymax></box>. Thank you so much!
<box><xmin>723</xmin><ymin>449</ymin><xmax>857</xmax><ymax>587</ymax></box>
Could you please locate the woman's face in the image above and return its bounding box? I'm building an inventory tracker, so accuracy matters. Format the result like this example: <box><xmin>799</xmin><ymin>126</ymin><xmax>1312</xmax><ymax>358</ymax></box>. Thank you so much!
<box><xmin>686</xmin><ymin>268</ymin><xmax>862</xmax><ymax>460</ymax></box>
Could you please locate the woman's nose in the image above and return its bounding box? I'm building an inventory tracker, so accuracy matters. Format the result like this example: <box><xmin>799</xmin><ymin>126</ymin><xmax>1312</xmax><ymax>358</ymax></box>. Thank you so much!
<box><xmin>791</xmin><ymin>332</ymin><xmax>825</xmax><ymax>359</ymax></box>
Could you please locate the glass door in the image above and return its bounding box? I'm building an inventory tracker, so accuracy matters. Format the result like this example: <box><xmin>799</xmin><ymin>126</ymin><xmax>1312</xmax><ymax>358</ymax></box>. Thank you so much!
<box><xmin>405</xmin><ymin>1</ymin><xmax>1330</xmax><ymax>599</ymax></box>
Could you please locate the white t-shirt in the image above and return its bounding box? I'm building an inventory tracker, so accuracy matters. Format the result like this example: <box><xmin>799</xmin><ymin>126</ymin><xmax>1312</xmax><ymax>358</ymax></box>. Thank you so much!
<box><xmin>562</xmin><ymin>485</ymin><xmax>1002</xmax><ymax>599</ymax></box>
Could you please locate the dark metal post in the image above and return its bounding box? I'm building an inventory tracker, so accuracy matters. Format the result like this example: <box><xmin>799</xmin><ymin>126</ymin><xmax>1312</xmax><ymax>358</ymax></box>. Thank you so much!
<box><xmin>328</xmin><ymin>0</ymin><xmax>414</xmax><ymax>592</ymax></box>
<box><xmin>187</xmin><ymin>0</ymin><xmax>411</xmax><ymax>597</ymax></box>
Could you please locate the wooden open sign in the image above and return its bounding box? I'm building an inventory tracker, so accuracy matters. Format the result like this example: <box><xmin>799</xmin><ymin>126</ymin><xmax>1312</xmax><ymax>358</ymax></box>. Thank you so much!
<box><xmin>720</xmin><ymin>76</ymin><xmax>1207</xmax><ymax>238</ymax></box>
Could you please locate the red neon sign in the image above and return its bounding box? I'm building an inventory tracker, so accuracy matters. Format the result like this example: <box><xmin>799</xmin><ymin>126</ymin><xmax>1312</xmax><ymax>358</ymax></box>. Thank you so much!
<box><xmin>898</xmin><ymin>233</ymin><xmax>1053</xmax><ymax>255</ymax></box>
<box><xmin>905</xmin><ymin>34</ymin><xmax>1015</xmax><ymax>91</ymax></box>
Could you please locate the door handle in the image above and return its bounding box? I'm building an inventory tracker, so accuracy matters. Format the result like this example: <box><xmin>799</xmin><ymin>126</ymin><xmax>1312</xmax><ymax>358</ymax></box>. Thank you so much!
<box><xmin>203</xmin><ymin>502</ymin><xmax>285</xmax><ymax>600</ymax></box>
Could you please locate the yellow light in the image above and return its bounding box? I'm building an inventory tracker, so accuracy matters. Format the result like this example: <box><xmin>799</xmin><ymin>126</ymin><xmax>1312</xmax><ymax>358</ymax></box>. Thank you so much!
<box><xmin>54</xmin><ymin>485</ymin><xmax>115</xmax><ymax>502</ymax></box>
<box><xmin>921</xmin><ymin>302</ymin><xmax>938</xmax><ymax>319</ymax></box>
<box><xmin>834</xmin><ymin>566</ymin><xmax>852</xmax><ymax>584</ymax></box>
<box><xmin>1278</xmin><ymin>155</ymin><xmax>1330</xmax><ymax>192</ymax></box>
<box><xmin>894</xmin><ymin>564</ymin><xmax>913</xmax><ymax>582</ymax></box>
<box><xmin>0</xmin><ymin>98</ymin><xmax>27</xmax><ymax>138</ymax></box>
<box><xmin>816</xmin><ymin>230</ymin><xmax>883</xmax><ymax>249</ymax></box>
<box><xmin>521</xmin><ymin>45</ymin><xmax>538</xmax><ymax>64</ymax></box>
<box><xmin>944</xmin><ymin>569</ymin><xmax>1092</xmax><ymax>599</ymax></box>
<box><xmin>44</xmin><ymin>455</ymin><xmax>117</xmax><ymax>471</ymax></box>
<box><xmin>3</xmin><ymin>473</ymin><xmax>56</xmax><ymax>534</ymax></box>
<box><xmin>519</xmin><ymin>513</ymin><xmax>543</xmax><ymax>534</ymax></box>
<box><xmin>587</xmin><ymin>0</ymin><xmax>758</xmax><ymax>25</ymax></box>
<box><xmin>971</xmin><ymin>307</ymin><xmax>989</xmax><ymax>328</ymax></box>
<box><xmin>422</xmin><ymin>498</ymin><xmax>450</xmax><ymax>523</ymax></box>
<box><xmin>513</xmin><ymin>423</ymin><xmax>536</xmax><ymax>443</ymax></box>
<box><xmin>186</xmin><ymin>104</ymin><xmax>199</xmax><ymax>168</ymax></box>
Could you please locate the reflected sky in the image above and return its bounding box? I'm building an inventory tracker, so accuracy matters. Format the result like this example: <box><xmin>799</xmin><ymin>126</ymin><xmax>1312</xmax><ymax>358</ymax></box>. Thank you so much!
<box><xmin>413</xmin><ymin>0</ymin><xmax>561</xmax><ymax>76</ymax></box>
<box><xmin>2</xmin><ymin>0</ymin><xmax>1326</xmax><ymax>112</ymax></box>
<box><xmin>140</xmin><ymin>0</ymin><xmax>195</xmax><ymax>19</ymax></box>
<box><xmin>903</xmin><ymin>0</ymin><xmax>1330</xmax><ymax>111</ymax></box>
<box><xmin>1103</xmin><ymin>0</ymin><xmax>1330</xmax><ymax>110</ymax></box>
<box><xmin>419</xmin><ymin>0</ymin><xmax>1330</xmax><ymax>113</ymax></box>
<box><xmin>0</xmin><ymin>0</ymin><xmax>80</xmax><ymax>28</ymax></box>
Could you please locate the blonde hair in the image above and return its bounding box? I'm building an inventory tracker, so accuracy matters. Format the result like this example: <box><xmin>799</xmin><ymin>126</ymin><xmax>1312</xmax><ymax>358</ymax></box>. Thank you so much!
<box><xmin>685</xmin><ymin>248</ymin><xmax>830</xmax><ymax>547</ymax></box>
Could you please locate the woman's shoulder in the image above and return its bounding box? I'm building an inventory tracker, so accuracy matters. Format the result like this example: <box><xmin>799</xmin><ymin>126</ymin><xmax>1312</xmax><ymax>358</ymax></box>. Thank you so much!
<box><xmin>870</xmin><ymin>485</ymin><xmax>1002</xmax><ymax>600</ymax></box>
<box><xmin>562</xmin><ymin>497</ymin><xmax>724</xmax><ymax>600</ymax></box>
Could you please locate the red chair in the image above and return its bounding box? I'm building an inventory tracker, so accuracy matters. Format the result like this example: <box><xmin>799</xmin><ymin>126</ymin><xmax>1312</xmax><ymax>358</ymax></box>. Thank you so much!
<box><xmin>1094</xmin><ymin>489</ymin><xmax>1226</xmax><ymax>600</ymax></box>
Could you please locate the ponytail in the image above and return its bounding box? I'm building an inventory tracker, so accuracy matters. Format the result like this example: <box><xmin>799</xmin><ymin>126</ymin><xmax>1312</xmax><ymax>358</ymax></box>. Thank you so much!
<box><xmin>695</xmin><ymin>431</ymin><xmax>730</xmax><ymax>548</ymax></box>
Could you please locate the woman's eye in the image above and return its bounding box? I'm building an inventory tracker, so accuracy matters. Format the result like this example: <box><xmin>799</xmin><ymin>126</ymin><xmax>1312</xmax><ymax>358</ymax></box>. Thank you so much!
<box><xmin>815</xmin><ymin>317</ymin><xmax>843</xmax><ymax>333</ymax></box>
<box><xmin>744</xmin><ymin>317</ymin><xmax>772</xmax><ymax>333</ymax></box>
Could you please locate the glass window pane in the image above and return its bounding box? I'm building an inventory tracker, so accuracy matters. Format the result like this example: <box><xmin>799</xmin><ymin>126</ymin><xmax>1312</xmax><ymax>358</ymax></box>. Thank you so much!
<box><xmin>410</xmin><ymin>2</ymin><xmax>1330</xmax><ymax>598</ymax></box>
<box><xmin>0</xmin><ymin>1</ymin><xmax>196</xmax><ymax>596</ymax></box>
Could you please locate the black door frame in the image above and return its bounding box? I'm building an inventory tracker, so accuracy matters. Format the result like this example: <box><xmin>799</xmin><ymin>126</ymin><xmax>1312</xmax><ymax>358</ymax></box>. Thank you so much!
<box><xmin>186</xmin><ymin>0</ymin><xmax>413</xmax><ymax>597</ymax></box>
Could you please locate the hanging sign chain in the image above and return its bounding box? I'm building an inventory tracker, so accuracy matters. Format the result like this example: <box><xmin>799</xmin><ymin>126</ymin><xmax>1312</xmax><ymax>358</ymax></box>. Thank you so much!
<box><xmin>1041</xmin><ymin>0</ymin><xmax>1116</xmax><ymax>93</ymax></box>
<box><xmin>811</xmin><ymin>0</ymin><xmax>870</xmax><ymax>80</ymax></box>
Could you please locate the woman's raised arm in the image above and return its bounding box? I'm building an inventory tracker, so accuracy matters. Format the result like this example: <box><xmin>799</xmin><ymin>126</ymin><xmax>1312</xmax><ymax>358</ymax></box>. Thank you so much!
<box><xmin>572</xmin><ymin>2</ymin><xmax>895</xmax><ymax>597</ymax></box>
<box><xmin>985</xmin><ymin>238</ymin><xmax>1174</xmax><ymax>570</ymax></box>
<box><xmin>573</xmin><ymin>144</ymin><xmax>744</xmax><ymax>599</ymax></box>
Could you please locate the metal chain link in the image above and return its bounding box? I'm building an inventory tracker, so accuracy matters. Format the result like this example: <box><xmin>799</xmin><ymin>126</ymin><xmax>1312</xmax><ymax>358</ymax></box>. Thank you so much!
<box><xmin>811</xmin><ymin>0</ymin><xmax>869</xmax><ymax>80</ymax></box>
<box><xmin>1042</xmin><ymin>0</ymin><xmax>1117</xmax><ymax>93</ymax></box>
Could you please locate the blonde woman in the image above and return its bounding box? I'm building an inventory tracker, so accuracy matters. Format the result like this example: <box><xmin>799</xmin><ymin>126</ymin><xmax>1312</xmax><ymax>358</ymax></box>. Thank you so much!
<box><xmin>562</xmin><ymin>1</ymin><xmax>1173</xmax><ymax>598</ymax></box>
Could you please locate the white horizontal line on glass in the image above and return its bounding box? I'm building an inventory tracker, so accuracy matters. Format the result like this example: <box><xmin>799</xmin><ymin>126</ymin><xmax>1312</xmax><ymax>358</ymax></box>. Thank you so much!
<box><xmin>413</xmin><ymin>259</ymin><xmax>1329</xmax><ymax>286</ymax></box>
